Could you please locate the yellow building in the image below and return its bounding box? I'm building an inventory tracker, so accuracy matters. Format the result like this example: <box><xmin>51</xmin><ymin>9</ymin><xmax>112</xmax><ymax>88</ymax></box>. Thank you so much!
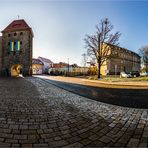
<box><xmin>101</xmin><ymin>43</ymin><xmax>141</xmax><ymax>75</ymax></box>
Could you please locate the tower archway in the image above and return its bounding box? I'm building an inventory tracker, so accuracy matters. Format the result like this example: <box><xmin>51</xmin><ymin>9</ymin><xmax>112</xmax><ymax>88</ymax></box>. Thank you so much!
<box><xmin>11</xmin><ymin>64</ymin><xmax>22</xmax><ymax>77</ymax></box>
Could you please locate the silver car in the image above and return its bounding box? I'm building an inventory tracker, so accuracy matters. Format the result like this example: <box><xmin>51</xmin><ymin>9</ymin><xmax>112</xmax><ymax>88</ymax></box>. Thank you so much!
<box><xmin>140</xmin><ymin>72</ymin><xmax>148</xmax><ymax>76</ymax></box>
<box><xmin>120</xmin><ymin>72</ymin><xmax>132</xmax><ymax>78</ymax></box>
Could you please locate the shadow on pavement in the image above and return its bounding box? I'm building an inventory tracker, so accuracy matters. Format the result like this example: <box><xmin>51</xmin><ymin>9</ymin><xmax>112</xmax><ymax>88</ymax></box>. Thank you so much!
<box><xmin>43</xmin><ymin>78</ymin><xmax>148</xmax><ymax>109</ymax></box>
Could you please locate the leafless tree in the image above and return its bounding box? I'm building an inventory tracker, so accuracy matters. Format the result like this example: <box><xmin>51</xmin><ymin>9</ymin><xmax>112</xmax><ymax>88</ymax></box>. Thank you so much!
<box><xmin>139</xmin><ymin>46</ymin><xmax>148</xmax><ymax>70</ymax></box>
<box><xmin>84</xmin><ymin>18</ymin><xmax>121</xmax><ymax>78</ymax></box>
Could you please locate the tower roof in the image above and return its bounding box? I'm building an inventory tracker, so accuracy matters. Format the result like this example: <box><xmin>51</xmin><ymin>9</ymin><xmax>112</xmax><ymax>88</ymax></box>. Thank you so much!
<box><xmin>2</xmin><ymin>19</ymin><xmax>33</xmax><ymax>36</ymax></box>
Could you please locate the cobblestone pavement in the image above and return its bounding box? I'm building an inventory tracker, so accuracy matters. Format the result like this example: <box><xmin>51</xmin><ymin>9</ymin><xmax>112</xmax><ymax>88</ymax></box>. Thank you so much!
<box><xmin>0</xmin><ymin>77</ymin><xmax>148</xmax><ymax>147</ymax></box>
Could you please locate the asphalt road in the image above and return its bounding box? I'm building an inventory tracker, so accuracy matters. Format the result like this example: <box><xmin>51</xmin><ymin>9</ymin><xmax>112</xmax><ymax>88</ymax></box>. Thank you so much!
<box><xmin>38</xmin><ymin>76</ymin><xmax>148</xmax><ymax>109</ymax></box>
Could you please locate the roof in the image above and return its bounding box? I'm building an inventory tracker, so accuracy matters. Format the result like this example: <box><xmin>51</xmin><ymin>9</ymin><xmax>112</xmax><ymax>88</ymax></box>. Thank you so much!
<box><xmin>53</xmin><ymin>63</ymin><xmax>68</xmax><ymax>68</ymax></box>
<box><xmin>53</xmin><ymin>63</ymin><xmax>64</xmax><ymax>68</ymax></box>
<box><xmin>105</xmin><ymin>43</ymin><xmax>140</xmax><ymax>58</ymax></box>
<box><xmin>38</xmin><ymin>57</ymin><xmax>53</xmax><ymax>64</ymax></box>
<box><xmin>32</xmin><ymin>58</ymin><xmax>44</xmax><ymax>65</ymax></box>
<box><xmin>2</xmin><ymin>19</ymin><xmax>33</xmax><ymax>36</ymax></box>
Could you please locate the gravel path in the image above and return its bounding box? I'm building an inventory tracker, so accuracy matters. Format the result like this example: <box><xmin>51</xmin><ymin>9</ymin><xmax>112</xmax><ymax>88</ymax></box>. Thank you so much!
<box><xmin>0</xmin><ymin>77</ymin><xmax>148</xmax><ymax>147</ymax></box>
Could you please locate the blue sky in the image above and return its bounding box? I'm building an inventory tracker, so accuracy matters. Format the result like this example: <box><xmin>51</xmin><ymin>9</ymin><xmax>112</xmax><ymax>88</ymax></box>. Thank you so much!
<box><xmin>0</xmin><ymin>0</ymin><xmax>148</xmax><ymax>65</ymax></box>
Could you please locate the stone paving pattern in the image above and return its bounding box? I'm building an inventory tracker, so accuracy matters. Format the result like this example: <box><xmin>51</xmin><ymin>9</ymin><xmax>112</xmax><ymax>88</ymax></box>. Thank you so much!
<box><xmin>0</xmin><ymin>77</ymin><xmax>148</xmax><ymax>147</ymax></box>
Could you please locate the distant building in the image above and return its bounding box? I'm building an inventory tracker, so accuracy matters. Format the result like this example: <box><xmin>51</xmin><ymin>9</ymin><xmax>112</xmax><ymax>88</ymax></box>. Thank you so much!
<box><xmin>48</xmin><ymin>62</ymin><xmax>88</xmax><ymax>76</ymax></box>
<box><xmin>38</xmin><ymin>57</ymin><xmax>53</xmax><ymax>74</ymax></box>
<box><xmin>101</xmin><ymin>43</ymin><xmax>141</xmax><ymax>75</ymax></box>
<box><xmin>48</xmin><ymin>62</ymin><xmax>68</xmax><ymax>75</ymax></box>
<box><xmin>32</xmin><ymin>58</ymin><xmax>43</xmax><ymax>74</ymax></box>
<box><xmin>0</xmin><ymin>19</ymin><xmax>33</xmax><ymax>76</ymax></box>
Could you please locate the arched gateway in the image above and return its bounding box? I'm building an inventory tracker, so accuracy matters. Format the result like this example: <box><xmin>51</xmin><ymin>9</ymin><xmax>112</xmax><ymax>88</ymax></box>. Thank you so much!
<box><xmin>11</xmin><ymin>64</ymin><xmax>22</xmax><ymax>77</ymax></box>
<box><xmin>0</xmin><ymin>19</ymin><xmax>33</xmax><ymax>76</ymax></box>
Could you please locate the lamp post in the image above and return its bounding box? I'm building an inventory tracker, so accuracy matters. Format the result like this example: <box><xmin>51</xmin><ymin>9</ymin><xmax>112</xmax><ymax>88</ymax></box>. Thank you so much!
<box><xmin>82</xmin><ymin>53</ymin><xmax>87</xmax><ymax>76</ymax></box>
<box><xmin>115</xmin><ymin>64</ymin><xmax>117</xmax><ymax>77</ymax></box>
<box><xmin>68</xmin><ymin>58</ymin><xmax>69</xmax><ymax>76</ymax></box>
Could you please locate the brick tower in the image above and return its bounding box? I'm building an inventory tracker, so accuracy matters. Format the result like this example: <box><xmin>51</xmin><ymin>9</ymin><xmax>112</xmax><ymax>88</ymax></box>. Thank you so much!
<box><xmin>0</xmin><ymin>19</ymin><xmax>33</xmax><ymax>76</ymax></box>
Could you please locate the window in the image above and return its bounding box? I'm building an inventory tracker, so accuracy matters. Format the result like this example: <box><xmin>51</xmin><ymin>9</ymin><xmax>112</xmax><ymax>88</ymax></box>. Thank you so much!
<box><xmin>20</xmin><ymin>41</ymin><xmax>22</xmax><ymax>45</ymax></box>
<box><xmin>8</xmin><ymin>42</ymin><xmax>10</xmax><ymax>46</ymax></box>
<box><xmin>9</xmin><ymin>41</ymin><xmax>21</xmax><ymax>52</ymax></box>
<box><xmin>10</xmin><ymin>42</ymin><xmax>14</xmax><ymax>51</ymax></box>
<box><xmin>20</xmin><ymin>32</ymin><xmax>23</xmax><ymax>35</ymax></box>
<box><xmin>8</xmin><ymin>34</ymin><xmax>10</xmax><ymax>37</ymax></box>
<box><xmin>14</xmin><ymin>33</ymin><xmax>17</xmax><ymax>36</ymax></box>
<box><xmin>15</xmin><ymin>41</ymin><xmax>20</xmax><ymax>51</ymax></box>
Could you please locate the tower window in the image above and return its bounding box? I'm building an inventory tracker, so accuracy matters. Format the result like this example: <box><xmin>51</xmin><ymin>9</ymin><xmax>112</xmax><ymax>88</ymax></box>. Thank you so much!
<box><xmin>14</xmin><ymin>33</ymin><xmax>17</xmax><ymax>36</ymax></box>
<box><xmin>10</xmin><ymin>42</ymin><xmax>14</xmax><ymax>51</ymax></box>
<box><xmin>15</xmin><ymin>41</ymin><xmax>20</xmax><ymax>51</ymax></box>
<box><xmin>20</xmin><ymin>32</ymin><xmax>23</xmax><ymax>35</ymax></box>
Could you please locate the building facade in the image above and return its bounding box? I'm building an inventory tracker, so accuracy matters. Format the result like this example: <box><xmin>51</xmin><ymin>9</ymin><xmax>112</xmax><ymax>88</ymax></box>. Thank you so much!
<box><xmin>101</xmin><ymin>44</ymin><xmax>141</xmax><ymax>75</ymax></box>
<box><xmin>38</xmin><ymin>57</ymin><xmax>53</xmax><ymax>74</ymax></box>
<box><xmin>48</xmin><ymin>62</ymin><xmax>88</xmax><ymax>76</ymax></box>
<box><xmin>0</xmin><ymin>19</ymin><xmax>33</xmax><ymax>76</ymax></box>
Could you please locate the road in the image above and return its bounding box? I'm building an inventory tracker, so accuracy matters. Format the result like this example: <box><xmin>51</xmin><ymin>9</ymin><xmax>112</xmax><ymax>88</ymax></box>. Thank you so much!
<box><xmin>35</xmin><ymin>75</ymin><xmax>148</xmax><ymax>109</ymax></box>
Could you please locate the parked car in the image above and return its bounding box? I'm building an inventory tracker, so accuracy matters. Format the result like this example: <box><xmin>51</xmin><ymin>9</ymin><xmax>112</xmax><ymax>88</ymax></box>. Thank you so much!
<box><xmin>120</xmin><ymin>72</ymin><xmax>132</xmax><ymax>78</ymax></box>
<box><xmin>129</xmin><ymin>71</ymin><xmax>140</xmax><ymax>77</ymax></box>
<box><xmin>140</xmin><ymin>72</ymin><xmax>148</xmax><ymax>77</ymax></box>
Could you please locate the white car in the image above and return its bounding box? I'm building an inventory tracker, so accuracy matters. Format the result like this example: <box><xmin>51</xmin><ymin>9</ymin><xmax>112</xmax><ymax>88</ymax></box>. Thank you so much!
<box><xmin>140</xmin><ymin>72</ymin><xmax>148</xmax><ymax>76</ymax></box>
<box><xmin>120</xmin><ymin>72</ymin><xmax>131</xmax><ymax>78</ymax></box>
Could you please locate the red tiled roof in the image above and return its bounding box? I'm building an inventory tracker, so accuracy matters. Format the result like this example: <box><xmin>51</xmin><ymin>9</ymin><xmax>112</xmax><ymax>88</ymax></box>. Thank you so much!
<box><xmin>2</xmin><ymin>19</ymin><xmax>33</xmax><ymax>36</ymax></box>
<box><xmin>53</xmin><ymin>64</ymin><xmax>60</xmax><ymax>68</ymax></box>
<box><xmin>32</xmin><ymin>58</ymin><xmax>44</xmax><ymax>65</ymax></box>
<box><xmin>53</xmin><ymin>63</ymin><xmax>64</xmax><ymax>68</ymax></box>
<box><xmin>53</xmin><ymin>62</ymin><xmax>68</xmax><ymax>68</ymax></box>
<box><xmin>38</xmin><ymin>57</ymin><xmax>53</xmax><ymax>64</ymax></box>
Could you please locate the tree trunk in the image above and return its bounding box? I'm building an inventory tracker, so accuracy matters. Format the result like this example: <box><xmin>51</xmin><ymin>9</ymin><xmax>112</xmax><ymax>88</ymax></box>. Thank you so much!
<box><xmin>98</xmin><ymin>62</ymin><xmax>101</xmax><ymax>79</ymax></box>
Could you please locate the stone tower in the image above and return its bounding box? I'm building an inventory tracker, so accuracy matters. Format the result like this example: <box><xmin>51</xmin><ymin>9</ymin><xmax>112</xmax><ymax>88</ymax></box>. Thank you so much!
<box><xmin>0</xmin><ymin>19</ymin><xmax>33</xmax><ymax>76</ymax></box>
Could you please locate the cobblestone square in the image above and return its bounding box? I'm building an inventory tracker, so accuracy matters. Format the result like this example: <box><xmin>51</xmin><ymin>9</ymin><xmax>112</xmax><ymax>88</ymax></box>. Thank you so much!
<box><xmin>0</xmin><ymin>77</ymin><xmax>148</xmax><ymax>147</ymax></box>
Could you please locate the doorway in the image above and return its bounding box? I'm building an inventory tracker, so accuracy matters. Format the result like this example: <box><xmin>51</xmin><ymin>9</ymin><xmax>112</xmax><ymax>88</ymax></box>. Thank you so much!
<box><xmin>11</xmin><ymin>64</ymin><xmax>22</xmax><ymax>77</ymax></box>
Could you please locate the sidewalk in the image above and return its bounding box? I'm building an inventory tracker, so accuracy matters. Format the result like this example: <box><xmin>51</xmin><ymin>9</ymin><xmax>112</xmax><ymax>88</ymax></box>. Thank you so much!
<box><xmin>82</xmin><ymin>79</ymin><xmax>148</xmax><ymax>87</ymax></box>
<box><xmin>38</xmin><ymin>75</ymin><xmax>148</xmax><ymax>88</ymax></box>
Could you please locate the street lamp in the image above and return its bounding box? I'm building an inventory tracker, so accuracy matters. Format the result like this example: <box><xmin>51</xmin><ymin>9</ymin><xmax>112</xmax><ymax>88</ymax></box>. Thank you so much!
<box><xmin>67</xmin><ymin>58</ymin><xmax>69</xmax><ymax>76</ymax></box>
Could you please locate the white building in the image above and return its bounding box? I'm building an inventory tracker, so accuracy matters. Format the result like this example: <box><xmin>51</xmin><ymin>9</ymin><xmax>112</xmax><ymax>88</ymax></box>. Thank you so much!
<box><xmin>38</xmin><ymin>57</ymin><xmax>53</xmax><ymax>74</ymax></box>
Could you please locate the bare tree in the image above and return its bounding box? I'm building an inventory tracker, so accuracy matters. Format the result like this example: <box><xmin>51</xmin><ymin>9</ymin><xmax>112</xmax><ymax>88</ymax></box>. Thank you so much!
<box><xmin>139</xmin><ymin>46</ymin><xmax>148</xmax><ymax>71</ymax></box>
<box><xmin>84</xmin><ymin>18</ymin><xmax>121</xmax><ymax>78</ymax></box>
